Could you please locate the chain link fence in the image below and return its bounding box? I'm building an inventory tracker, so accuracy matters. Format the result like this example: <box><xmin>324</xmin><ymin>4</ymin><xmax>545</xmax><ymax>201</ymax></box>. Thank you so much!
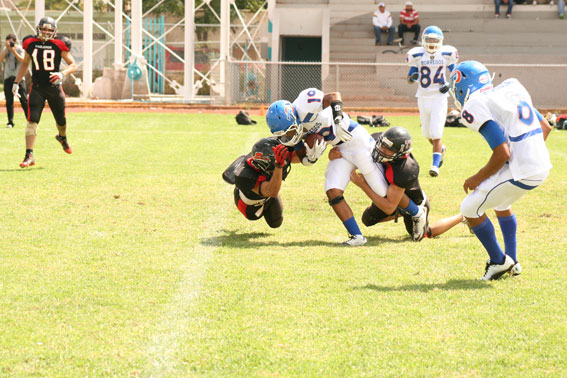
<box><xmin>226</xmin><ymin>60</ymin><xmax>567</xmax><ymax>109</ymax></box>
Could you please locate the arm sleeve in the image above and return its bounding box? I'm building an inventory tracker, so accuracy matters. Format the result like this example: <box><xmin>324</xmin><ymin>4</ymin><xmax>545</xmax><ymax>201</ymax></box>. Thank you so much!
<box><xmin>479</xmin><ymin>120</ymin><xmax>507</xmax><ymax>150</ymax></box>
<box><xmin>460</xmin><ymin>97</ymin><xmax>493</xmax><ymax>132</ymax></box>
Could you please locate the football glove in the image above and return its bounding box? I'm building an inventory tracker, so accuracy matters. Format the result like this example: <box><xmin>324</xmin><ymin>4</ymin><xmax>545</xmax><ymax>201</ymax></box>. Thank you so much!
<box><xmin>12</xmin><ymin>83</ymin><xmax>20</xmax><ymax>99</ymax></box>
<box><xmin>408</xmin><ymin>73</ymin><xmax>419</xmax><ymax>83</ymax></box>
<box><xmin>273</xmin><ymin>144</ymin><xmax>289</xmax><ymax>168</ymax></box>
<box><xmin>335</xmin><ymin>123</ymin><xmax>352</xmax><ymax>142</ymax></box>
<box><xmin>49</xmin><ymin>72</ymin><xmax>63</xmax><ymax>85</ymax></box>
<box><xmin>439</xmin><ymin>83</ymin><xmax>449</xmax><ymax>94</ymax></box>
<box><xmin>305</xmin><ymin>138</ymin><xmax>326</xmax><ymax>163</ymax></box>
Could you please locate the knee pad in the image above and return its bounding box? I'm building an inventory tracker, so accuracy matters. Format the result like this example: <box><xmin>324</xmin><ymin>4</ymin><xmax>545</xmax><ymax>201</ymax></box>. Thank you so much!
<box><xmin>267</xmin><ymin>216</ymin><xmax>283</xmax><ymax>229</ymax></box>
<box><xmin>328</xmin><ymin>195</ymin><xmax>345</xmax><ymax>206</ymax></box>
<box><xmin>25</xmin><ymin>122</ymin><xmax>38</xmax><ymax>136</ymax></box>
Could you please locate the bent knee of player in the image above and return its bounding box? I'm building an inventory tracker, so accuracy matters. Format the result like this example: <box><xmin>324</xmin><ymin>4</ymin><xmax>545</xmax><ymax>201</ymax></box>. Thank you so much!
<box><xmin>460</xmin><ymin>196</ymin><xmax>481</xmax><ymax>219</ymax></box>
<box><xmin>25</xmin><ymin>122</ymin><xmax>38</xmax><ymax>136</ymax></box>
<box><xmin>267</xmin><ymin>216</ymin><xmax>283</xmax><ymax>228</ymax></box>
<box><xmin>326</xmin><ymin>188</ymin><xmax>343</xmax><ymax>199</ymax></box>
<box><xmin>361</xmin><ymin>207</ymin><xmax>378</xmax><ymax>227</ymax></box>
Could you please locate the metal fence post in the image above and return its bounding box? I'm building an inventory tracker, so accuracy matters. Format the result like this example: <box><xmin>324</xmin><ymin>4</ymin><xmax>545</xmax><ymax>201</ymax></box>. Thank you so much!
<box><xmin>335</xmin><ymin>63</ymin><xmax>339</xmax><ymax>92</ymax></box>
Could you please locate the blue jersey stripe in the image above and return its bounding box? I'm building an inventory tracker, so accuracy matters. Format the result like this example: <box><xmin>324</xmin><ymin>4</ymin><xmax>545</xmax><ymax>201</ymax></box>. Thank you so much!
<box><xmin>302</xmin><ymin>112</ymin><xmax>314</xmax><ymax>123</ymax></box>
<box><xmin>441</xmin><ymin>52</ymin><xmax>452</xmax><ymax>56</ymax></box>
<box><xmin>412</xmin><ymin>52</ymin><xmax>424</xmax><ymax>58</ymax></box>
<box><xmin>508</xmin><ymin>179</ymin><xmax>538</xmax><ymax>190</ymax></box>
<box><xmin>509</xmin><ymin>128</ymin><xmax>542</xmax><ymax>142</ymax></box>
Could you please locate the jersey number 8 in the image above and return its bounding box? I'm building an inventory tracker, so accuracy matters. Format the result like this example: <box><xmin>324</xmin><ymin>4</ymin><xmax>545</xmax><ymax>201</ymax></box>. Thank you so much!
<box><xmin>32</xmin><ymin>49</ymin><xmax>55</xmax><ymax>71</ymax></box>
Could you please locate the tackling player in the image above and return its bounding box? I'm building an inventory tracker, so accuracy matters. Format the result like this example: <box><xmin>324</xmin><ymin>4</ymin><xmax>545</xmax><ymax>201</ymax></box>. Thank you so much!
<box><xmin>348</xmin><ymin>127</ymin><xmax>431</xmax><ymax>240</ymax></box>
<box><xmin>406</xmin><ymin>26</ymin><xmax>458</xmax><ymax>177</ymax></box>
<box><xmin>266</xmin><ymin>90</ymin><xmax>428</xmax><ymax>246</ymax></box>
<box><xmin>12</xmin><ymin>16</ymin><xmax>77</xmax><ymax>168</ymax></box>
<box><xmin>449</xmin><ymin>60</ymin><xmax>552</xmax><ymax>280</ymax></box>
<box><xmin>223</xmin><ymin>137</ymin><xmax>293</xmax><ymax>228</ymax></box>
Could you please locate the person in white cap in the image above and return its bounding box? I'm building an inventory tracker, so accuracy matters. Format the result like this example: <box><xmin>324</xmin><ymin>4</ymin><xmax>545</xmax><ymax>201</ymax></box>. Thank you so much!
<box><xmin>398</xmin><ymin>1</ymin><xmax>421</xmax><ymax>45</ymax></box>
<box><xmin>372</xmin><ymin>2</ymin><xmax>396</xmax><ymax>45</ymax></box>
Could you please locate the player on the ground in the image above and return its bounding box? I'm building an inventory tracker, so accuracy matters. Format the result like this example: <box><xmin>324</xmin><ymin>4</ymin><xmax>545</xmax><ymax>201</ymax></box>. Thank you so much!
<box><xmin>266</xmin><ymin>90</ymin><xmax>428</xmax><ymax>246</ymax></box>
<box><xmin>449</xmin><ymin>60</ymin><xmax>552</xmax><ymax>280</ymax></box>
<box><xmin>223</xmin><ymin>137</ymin><xmax>293</xmax><ymax>228</ymax></box>
<box><xmin>406</xmin><ymin>25</ymin><xmax>458</xmax><ymax>177</ymax></box>
<box><xmin>348</xmin><ymin>127</ymin><xmax>430</xmax><ymax>239</ymax></box>
<box><xmin>349</xmin><ymin>127</ymin><xmax>467</xmax><ymax>240</ymax></box>
<box><xmin>12</xmin><ymin>16</ymin><xmax>77</xmax><ymax>168</ymax></box>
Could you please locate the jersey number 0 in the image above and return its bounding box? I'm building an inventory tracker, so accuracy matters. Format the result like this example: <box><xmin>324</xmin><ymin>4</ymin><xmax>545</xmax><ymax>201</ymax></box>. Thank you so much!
<box><xmin>31</xmin><ymin>49</ymin><xmax>55</xmax><ymax>71</ymax></box>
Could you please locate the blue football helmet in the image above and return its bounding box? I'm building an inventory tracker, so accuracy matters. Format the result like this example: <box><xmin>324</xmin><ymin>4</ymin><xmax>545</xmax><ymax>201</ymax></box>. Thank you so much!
<box><xmin>266</xmin><ymin>100</ymin><xmax>304</xmax><ymax>147</ymax></box>
<box><xmin>421</xmin><ymin>26</ymin><xmax>443</xmax><ymax>54</ymax></box>
<box><xmin>449</xmin><ymin>60</ymin><xmax>493</xmax><ymax>110</ymax></box>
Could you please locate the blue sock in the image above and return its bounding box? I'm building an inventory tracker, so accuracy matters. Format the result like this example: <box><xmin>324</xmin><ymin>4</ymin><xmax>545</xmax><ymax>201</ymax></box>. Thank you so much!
<box><xmin>343</xmin><ymin>216</ymin><xmax>362</xmax><ymax>236</ymax></box>
<box><xmin>471</xmin><ymin>217</ymin><xmax>505</xmax><ymax>264</ymax></box>
<box><xmin>432</xmin><ymin>153</ymin><xmax>442</xmax><ymax>168</ymax></box>
<box><xmin>400</xmin><ymin>199</ymin><xmax>419</xmax><ymax>216</ymax></box>
<box><xmin>498</xmin><ymin>214</ymin><xmax>517</xmax><ymax>262</ymax></box>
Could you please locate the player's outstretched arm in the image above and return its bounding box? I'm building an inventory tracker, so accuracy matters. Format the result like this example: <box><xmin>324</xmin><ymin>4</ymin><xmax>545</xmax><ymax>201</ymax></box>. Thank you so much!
<box><xmin>255</xmin><ymin>166</ymin><xmax>283</xmax><ymax>198</ymax></box>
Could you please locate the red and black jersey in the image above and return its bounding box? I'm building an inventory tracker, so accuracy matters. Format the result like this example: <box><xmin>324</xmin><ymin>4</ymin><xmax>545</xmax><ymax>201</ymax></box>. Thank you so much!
<box><xmin>372</xmin><ymin>132</ymin><xmax>425</xmax><ymax>204</ymax></box>
<box><xmin>234</xmin><ymin>156</ymin><xmax>290</xmax><ymax>201</ymax></box>
<box><xmin>22</xmin><ymin>35</ymin><xmax>72</xmax><ymax>87</ymax></box>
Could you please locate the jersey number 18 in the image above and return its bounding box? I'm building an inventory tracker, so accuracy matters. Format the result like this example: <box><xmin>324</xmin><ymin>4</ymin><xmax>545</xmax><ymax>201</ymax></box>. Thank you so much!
<box><xmin>31</xmin><ymin>49</ymin><xmax>55</xmax><ymax>71</ymax></box>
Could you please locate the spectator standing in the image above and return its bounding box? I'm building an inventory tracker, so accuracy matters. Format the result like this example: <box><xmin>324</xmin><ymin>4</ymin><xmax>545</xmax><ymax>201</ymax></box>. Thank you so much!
<box><xmin>0</xmin><ymin>34</ymin><xmax>28</xmax><ymax>128</ymax></box>
<box><xmin>398</xmin><ymin>1</ymin><xmax>420</xmax><ymax>45</ymax></box>
<box><xmin>559</xmin><ymin>0</ymin><xmax>565</xmax><ymax>18</ymax></box>
<box><xmin>494</xmin><ymin>0</ymin><xmax>513</xmax><ymax>18</ymax></box>
<box><xmin>372</xmin><ymin>2</ymin><xmax>396</xmax><ymax>45</ymax></box>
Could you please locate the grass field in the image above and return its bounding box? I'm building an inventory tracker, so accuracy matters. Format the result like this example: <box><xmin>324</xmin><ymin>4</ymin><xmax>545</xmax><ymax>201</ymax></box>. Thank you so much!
<box><xmin>1</xmin><ymin>111</ymin><xmax>566</xmax><ymax>377</ymax></box>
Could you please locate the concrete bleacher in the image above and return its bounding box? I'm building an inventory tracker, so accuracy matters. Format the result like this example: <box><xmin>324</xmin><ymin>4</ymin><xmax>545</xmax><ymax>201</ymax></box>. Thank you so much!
<box><xmin>275</xmin><ymin>0</ymin><xmax>567</xmax><ymax>107</ymax></box>
<box><xmin>328</xmin><ymin>0</ymin><xmax>567</xmax><ymax>107</ymax></box>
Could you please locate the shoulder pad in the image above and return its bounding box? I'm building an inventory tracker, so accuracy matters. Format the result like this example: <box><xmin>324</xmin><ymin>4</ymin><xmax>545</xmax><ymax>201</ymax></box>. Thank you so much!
<box><xmin>57</xmin><ymin>35</ymin><xmax>72</xmax><ymax>50</ymax></box>
<box><xmin>22</xmin><ymin>35</ymin><xmax>37</xmax><ymax>49</ymax></box>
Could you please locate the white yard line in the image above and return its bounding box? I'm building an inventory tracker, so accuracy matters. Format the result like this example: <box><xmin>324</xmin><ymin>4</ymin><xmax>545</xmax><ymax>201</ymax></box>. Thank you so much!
<box><xmin>144</xmin><ymin>132</ymin><xmax>262</xmax><ymax>376</ymax></box>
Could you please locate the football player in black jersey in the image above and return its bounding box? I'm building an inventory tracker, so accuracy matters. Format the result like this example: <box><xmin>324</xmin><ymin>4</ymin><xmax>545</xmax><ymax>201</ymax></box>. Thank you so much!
<box><xmin>12</xmin><ymin>16</ymin><xmax>77</xmax><ymax>168</ymax></box>
<box><xmin>349</xmin><ymin>126</ymin><xmax>465</xmax><ymax>239</ymax></box>
<box><xmin>224</xmin><ymin>137</ymin><xmax>294</xmax><ymax>228</ymax></box>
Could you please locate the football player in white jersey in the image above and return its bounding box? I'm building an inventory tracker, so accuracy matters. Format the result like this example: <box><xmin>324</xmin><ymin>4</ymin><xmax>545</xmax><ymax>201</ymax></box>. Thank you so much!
<box><xmin>449</xmin><ymin>60</ymin><xmax>553</xmax><ymax>280</ymax></box>
<box><xmin>406</xmin><ymin>25</ymin><xmax>458</xmax><ymax>177</ymax></box>
<box><xmin>266</xmin><ymin>89</ymin><xmax>429</xmax><ymax>246</ymax></box>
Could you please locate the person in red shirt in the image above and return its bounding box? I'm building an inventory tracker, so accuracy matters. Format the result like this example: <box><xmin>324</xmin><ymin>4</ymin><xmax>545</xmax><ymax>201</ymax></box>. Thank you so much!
<box><xmin>398</xmin><ymin>1</ymin><xmax>421</xmax><ymax>45</ymax></box>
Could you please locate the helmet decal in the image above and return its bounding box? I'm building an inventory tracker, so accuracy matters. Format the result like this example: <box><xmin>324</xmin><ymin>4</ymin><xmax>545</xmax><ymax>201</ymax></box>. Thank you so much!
<box><xmin>479</xmin><ymin>73</ymin><xmax>490</xmax><ymax>85</ymax></box>
<box><xmin>452</xmin><ymin>70</ymin><xmax>462</xmax><ymax>83</ymax></box>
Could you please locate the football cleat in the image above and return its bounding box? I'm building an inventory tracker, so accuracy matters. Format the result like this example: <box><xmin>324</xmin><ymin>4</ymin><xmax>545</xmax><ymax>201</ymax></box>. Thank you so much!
<box><xmin>6</xmin><ymin>122</ymin><xmax>14</xmax><ymax>128</ymax></box>
<box><xmin>429</xmin><ymin>165</ymin><xmax>439</xmax><ymax>177</ymax></box>
<box><xmin>20</xmin><ymin>154</ymin><xmax>35</xmax><ymax>168</ymax></box>
<box><xmin>342</xmin><ymin>234</ymin><xmax>367</xmax><ymax>246</ymax></box>
<box><xmin>439</xmin><ymin>145</ymin><xmax>446</xmax><ymax>167</ymax></box>
<box><xmin>481</xmin><ymin>255</ymin><xmax>515</xmax><ymax>281</ymax></box>
<box><xmin>511</xmin><ymin>262</ymin><xmax>522</xmax><ymax>276</ymax></box>
<box><xmin>55</xmin><ymin>135</ymin><xmax>72</xmax><ymax>154</ymax></box>
<box><xmin>411</xmin><ymin>203</ymin><xmax>429</xmax><ymax>241</ymax></box>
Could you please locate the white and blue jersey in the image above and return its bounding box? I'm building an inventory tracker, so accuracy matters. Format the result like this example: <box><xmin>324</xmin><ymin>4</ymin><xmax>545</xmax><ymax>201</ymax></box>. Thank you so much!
<box><xmin>460</xmin><ymin>78</ymin><xmax>551</xmax><ymax>180</ymax></box>
<box><xmin>406</xmin><ymin>45</ymin><xmax>458</xmax><ymax>98</ymax></box>
<box><xmin>292</xmin><ymin>88</ymin><xmax>356</xmax><ymax>147</ymax></box>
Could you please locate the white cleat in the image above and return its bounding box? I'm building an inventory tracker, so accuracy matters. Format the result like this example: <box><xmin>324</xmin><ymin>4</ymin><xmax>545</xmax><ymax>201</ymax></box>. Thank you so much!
<box><xmin>342</xmin><ymin>234</ymin><xmax>367</xmax><ymax>246</ymax></box>
<box><xmin>429</xmin><ymin>165</ymin><xmax>439</xmax><ymax>177</ymax></box>
<box><xmin>511</xmin><ymin>262</ymin><xmax>522</xmax><ymax>276</ymax></box>
<box><xmin>481</xmin><ymin>255</ymin><xmax>515</xmax><ymax>281</ymax></box>
<box><xmin>411</xmin><ymin>203</ymin><xmax>429</xmax><ymax>242</ymax></box>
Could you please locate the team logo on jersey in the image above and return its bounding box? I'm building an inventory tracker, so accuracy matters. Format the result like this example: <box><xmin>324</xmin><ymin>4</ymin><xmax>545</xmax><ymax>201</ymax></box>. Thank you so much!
<box><xmin>451</xmin><ymin>70</ymin><xmax>462</xmax><ymax>83</ymax></box>
<box><xmin>479</xmin><ymin>73</ymin><xmax>490</xmax><ymax>85</ymax></box>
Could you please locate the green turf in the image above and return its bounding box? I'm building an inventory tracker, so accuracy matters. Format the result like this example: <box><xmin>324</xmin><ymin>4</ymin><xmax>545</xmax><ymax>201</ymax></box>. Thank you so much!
<box><xmin>0</xmin><ymin>112</ymin><xmax>566</xmax><ymax>377</ymax></box>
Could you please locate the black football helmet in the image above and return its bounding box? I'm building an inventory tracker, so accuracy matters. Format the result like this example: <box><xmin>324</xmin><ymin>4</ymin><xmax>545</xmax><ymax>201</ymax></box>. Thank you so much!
<box><xmin>250</xmin><ymin>137</ymin><xmax>291</xmax><ymax>177</ymax></box>
<box><xmin>37</xmin><ymin>16</ymin><xmax>57</xmax><ymax>42</ymax></box>
<box><xmin>372</xmin><ymin>126</ymin><xmax>413</xmax><ymax>163</ymax></box>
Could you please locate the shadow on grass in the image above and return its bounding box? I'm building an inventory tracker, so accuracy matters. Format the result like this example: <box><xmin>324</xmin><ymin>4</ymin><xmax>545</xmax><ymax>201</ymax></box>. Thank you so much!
<box><xmin>0</xmin><ymin>167</ymin><xmax>45</xmax><ymax>172</ymax></box>
<box><xmin>201</xmin><ymin>230</ymin><xmax>408</xmax><ymax>248</ymax></box>
<box><xmin>353</xmin><ymin>279</ymin><xmax>491</xmax><ymax>293</ymax></box>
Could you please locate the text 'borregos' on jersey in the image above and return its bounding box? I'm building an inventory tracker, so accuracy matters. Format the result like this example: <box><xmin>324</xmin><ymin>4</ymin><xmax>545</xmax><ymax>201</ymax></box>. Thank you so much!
<box><xmin>406</xmin><ymin>45</ymin><xmax>458</xmax><ymax>98</ymax></box>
